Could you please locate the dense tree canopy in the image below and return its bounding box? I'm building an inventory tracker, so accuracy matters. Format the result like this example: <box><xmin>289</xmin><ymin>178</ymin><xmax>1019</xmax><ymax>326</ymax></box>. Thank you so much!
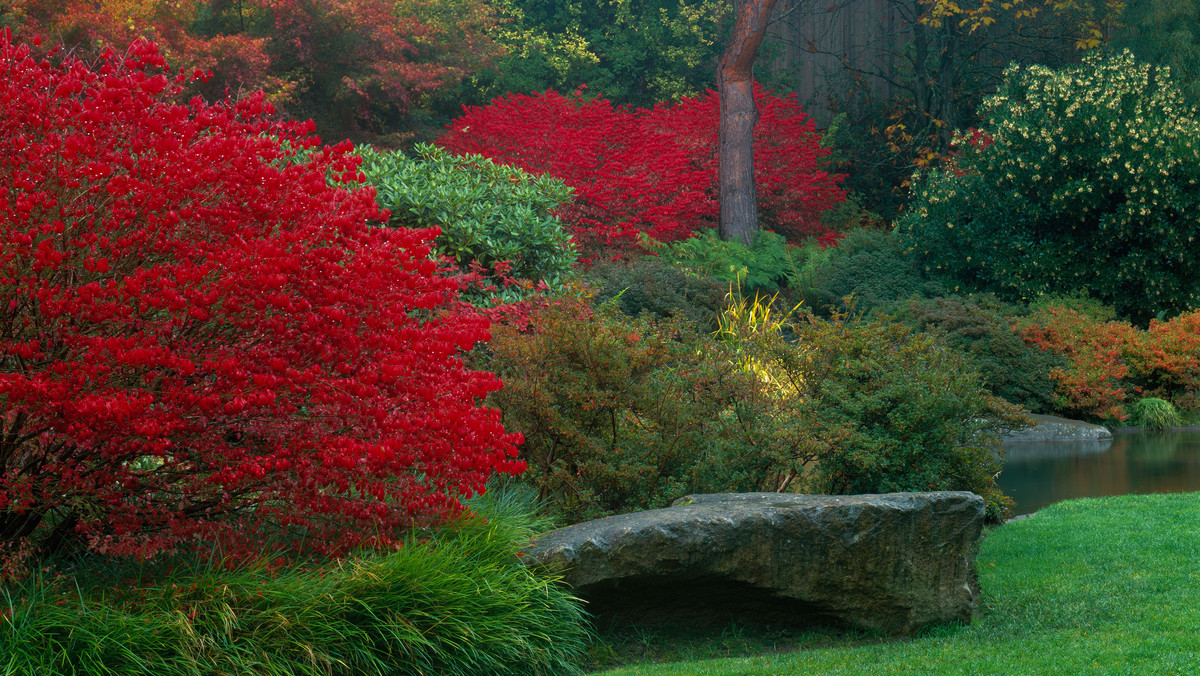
<box><xmin>5</xmin><ymin>0</ymin><xmax>504</xmax><ymax>141</ymax></box>
<box><xmin>453</xmin><ymin>0</ymin><xmax>732</xmax><ymax>110</ymax></box>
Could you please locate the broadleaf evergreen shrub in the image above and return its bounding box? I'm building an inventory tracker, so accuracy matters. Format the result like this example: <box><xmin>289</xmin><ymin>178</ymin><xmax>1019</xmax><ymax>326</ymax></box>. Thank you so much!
<box><xmin>801</xmin><ymin>229</ymin><xmax>945</xmax><ymax>315</ymax></box>
<box><xmin>358</xmin><ymin>143</ymin><xmax>577</xmax><ymax>303</ymax></box>
<box><xmin>899</xmin><ymin>50</ymin><xmax>1200</xmax><ymax>322</ymax></box>
<box><xmin>900</xmin><ymin>294</ymin><xmax>1065</xmax><ymax>413</ymax></box>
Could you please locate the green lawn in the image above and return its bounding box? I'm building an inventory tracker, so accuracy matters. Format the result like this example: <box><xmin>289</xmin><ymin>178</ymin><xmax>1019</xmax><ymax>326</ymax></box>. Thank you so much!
<box><xmin>597</xmin><ymin>492</ymin><xmax>1200</xmax><ymax>675</ymax></box>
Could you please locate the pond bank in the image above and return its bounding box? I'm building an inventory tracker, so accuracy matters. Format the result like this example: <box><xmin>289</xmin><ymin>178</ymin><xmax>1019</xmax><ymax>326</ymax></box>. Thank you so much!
<box><xmin>999</xmin><ymin>427</ymin><xmax>1200</xmax><ymax>516</ymax></box>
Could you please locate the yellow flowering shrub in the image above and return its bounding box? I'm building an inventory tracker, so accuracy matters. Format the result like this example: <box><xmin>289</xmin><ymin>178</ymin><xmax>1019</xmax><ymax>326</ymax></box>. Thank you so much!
<box><xmin>898</xmin><ymin>50</ymin><xmax>1200</xmax><ymax>322</ymax></box>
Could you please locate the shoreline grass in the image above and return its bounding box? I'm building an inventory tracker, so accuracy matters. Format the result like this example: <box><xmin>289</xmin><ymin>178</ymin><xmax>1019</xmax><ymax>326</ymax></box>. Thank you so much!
<box><xmin>593</xmin><ymin>492</ymin><xmax>1200</xmax><ymax>675</ymax></box>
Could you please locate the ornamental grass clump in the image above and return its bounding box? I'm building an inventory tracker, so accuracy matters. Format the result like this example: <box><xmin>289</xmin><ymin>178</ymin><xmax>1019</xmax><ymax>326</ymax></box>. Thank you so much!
<box><xmin>0</xmin><ymin>484</ymin><xmax>591</xmax><ymax>676</ymax></box>
<box><xmin>899</xmin><ymin>50</ymin><xmax>1200</xmax><ymax>322</ymax></box>
<box><xmin>713</xmin><ymin>280</ymin><xmax>804</xmax><ymax>400</ymax></box>
<box><xmin>1130</xmin><ymin>397</ymin><xmax>1181</xmax><ymax>430</ymax></box>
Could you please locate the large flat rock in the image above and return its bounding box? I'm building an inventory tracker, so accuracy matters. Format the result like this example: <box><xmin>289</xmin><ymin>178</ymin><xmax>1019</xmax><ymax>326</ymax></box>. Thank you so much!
<box><xmin>1002</xmin><ymin>413</ymin><xmax>1111</xmax><ymax>442</ymax></box>
<box><xmin>523</xmin><ymin>492</ymin><xmax>984</xmax><ymax>634</ymax></box>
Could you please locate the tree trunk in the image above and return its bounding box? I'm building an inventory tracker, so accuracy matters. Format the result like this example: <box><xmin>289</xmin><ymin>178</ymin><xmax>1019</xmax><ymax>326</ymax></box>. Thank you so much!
<box><xmin>718</xmin><ymin>0</ymin><xmax>779</xmax><ymax>246</ymax></box>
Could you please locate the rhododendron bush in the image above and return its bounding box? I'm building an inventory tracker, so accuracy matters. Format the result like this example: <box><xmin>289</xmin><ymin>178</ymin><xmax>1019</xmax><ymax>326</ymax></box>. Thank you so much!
<box><xmin>437</xmin><ymin>85</ymin><xmax>845</xmax><ymax>254</ymax></box>
<box><xmin>0</xmin><ymin>32</ymin><xmax>522</xmax><ymax>562</ymax></box>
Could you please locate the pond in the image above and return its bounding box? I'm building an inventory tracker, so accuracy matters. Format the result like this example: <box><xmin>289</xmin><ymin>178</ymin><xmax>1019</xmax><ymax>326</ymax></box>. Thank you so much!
<box><xmin>997</xmin><ymin>428</ymin><xmax>1200</xmax><ymax>516</ymax></box>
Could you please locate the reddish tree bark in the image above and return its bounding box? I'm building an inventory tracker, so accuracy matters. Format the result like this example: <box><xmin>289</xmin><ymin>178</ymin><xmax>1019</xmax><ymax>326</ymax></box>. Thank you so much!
<box><xmin>718</xmin><ymin>0</ymin><xmax>779</xmax><ymax>245</ymax></box>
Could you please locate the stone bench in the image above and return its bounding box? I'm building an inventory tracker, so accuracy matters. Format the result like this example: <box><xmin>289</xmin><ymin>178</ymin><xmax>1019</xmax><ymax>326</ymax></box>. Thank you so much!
<box><xmin>522</xmin><ymin>491</ymin><xmax>984</xmax><ymax>634</ymax></box>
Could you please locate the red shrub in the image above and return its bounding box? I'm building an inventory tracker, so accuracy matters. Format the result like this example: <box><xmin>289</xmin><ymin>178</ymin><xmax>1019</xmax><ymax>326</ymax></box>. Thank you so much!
<box><xmin>437</xmin><ymin>85</ymin><xmax>845</xmax><ymax>255</ymax></box>
<box><xmin>1126</xmin><ymin>312</ymin><xmax>1200</xmax><ymax>413</ymax></box>
<box><xmin>0</xmin><ymin>32</ymin><xmax>522</xmax><ymax>563</ymax></box>
<box><xmin>1018</xmin><ymin>306</ymin><xmax>1136</xmax><ymax>422</ymax></box>
<box><xmin>641</xmin><ymin>86</ymin><xmax>847</xmax><ymax>243</ymax></box>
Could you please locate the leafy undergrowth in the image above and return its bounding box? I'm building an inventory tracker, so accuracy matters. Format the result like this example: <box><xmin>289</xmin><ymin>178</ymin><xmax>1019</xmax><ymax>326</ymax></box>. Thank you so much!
<box><xmin>594</xmin><ymin>492</ymin><xmax>1200</xmax><ymax>675</ymax></box>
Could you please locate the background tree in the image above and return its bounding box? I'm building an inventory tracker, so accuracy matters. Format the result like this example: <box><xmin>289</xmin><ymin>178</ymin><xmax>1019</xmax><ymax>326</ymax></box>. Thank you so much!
<box><xmin>450</xmin><ymin>0</ymin><xmax>732</xmax><ymax>110</ymax></box>
<box><xmin>1111</xmin><ymin>0</ymin><xmax>1200</xmax><ymax>106</ymax></box>
<box><xmin>718</xmin><ymin>0</ymin><xmax>778</xmax><ymax>245</ymax></box>
<box><xmin>4</xmin><ymin>0</ymin><xmax>504</xmax><ymax>142</ymax></box>
<box><xmin>759</xmin><ymin>0</ymin><xmax>1121</xmax><ymax>219</ymax></box>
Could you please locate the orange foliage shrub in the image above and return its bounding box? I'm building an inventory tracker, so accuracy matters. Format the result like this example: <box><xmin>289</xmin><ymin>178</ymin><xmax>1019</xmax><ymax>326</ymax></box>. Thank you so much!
<box><xmin>1126</xmin><ymin>312</ymin><xmax>1200</xmax><ymax>414</ymax></box>
<box><xmin>1018</xmin><ymin>304</ymin><xmax>1136</xmax><ymax>422</ymax></box>
<box><xmin>1021</xmin><ymin>303</ymin><xmax>1200</xmax><ymax>421</ymax></box>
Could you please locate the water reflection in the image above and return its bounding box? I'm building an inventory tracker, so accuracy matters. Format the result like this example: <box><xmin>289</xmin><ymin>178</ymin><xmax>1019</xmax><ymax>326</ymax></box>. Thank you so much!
<box><xmin>997</xmin><ymin>429</ymin><xmax>1200</xmax><ymax>516</ymax></box>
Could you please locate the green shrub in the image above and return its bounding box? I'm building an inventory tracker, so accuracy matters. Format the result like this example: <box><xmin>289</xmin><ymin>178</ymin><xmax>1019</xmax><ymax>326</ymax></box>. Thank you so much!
<box><xmin>898</xmin><ymin>50</ymin><xmax>1200</xmax><ymax>323</ymax></box>
<box><xmin>0</xmin><ymin>485</ymin><xmax>590</xmax><ymax>676</ymax></box>
<box><xmin>479</xmin><ymin>295</ymin><xmax>782</xmax><ymax>523</ymax></box>
<box><xmin>582</xmin><ymin>257</ymin><xmax>729</xmax><ymax>331</ymax></box>
<box><xmin>900</xmin><ymin>294</ymin><xmax>1065</xmax><ymax>413</ymax></box>
<box><xmin>1130</xmin><ymin>397</ymin><xmax>1182</xmax><ymax>430</ymax></box>
<box><xmin>484</xmin><ymin>288</ymin><xmax>1027</xmax><ymax>523</ymax></box>
<box><xmin>640</xmin><ymin>228</ymin><xmax>806</xmax><ymax>293</ymax></box>
<box><xmin>764</xmin><ymin>310</ymin><xmax>1030</xmax><ymax>520</ymax></box>
<box><xmin>358</xmin><ymin>143</ymin><xmax>577</xmax><ymax>302</ymax></box>
<box><xmin>801</xmin><ymin>229</ymin><xmax>944</xmax><ymax>315</ymax></box>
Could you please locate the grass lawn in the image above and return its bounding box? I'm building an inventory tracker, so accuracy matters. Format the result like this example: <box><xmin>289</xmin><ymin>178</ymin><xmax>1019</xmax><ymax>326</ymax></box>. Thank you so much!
<box><xmin>594</xmin><ymin>492</ymin><xmax>1200</xmax><ymax>675</ymax></box>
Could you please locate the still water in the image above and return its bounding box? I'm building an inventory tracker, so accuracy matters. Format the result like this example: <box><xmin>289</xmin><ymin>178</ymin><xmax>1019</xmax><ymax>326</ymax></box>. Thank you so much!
<box><xmin>997</xmin><ymin>428</ymin><xmax>1200</xmax><ymax>516</ymax></box>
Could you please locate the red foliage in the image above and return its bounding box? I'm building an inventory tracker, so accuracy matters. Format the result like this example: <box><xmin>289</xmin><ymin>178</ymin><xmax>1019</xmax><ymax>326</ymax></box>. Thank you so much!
<box><xmin>1020</xmin><ymin>305</ymin><xmax>1200</xmax><ymax>420</ymax></box>
<box><xmin>437</xmin><ymin>85</ymin><xmax>845</xmax><ymax>255</ymax></box>
<box><xmin>11</xmin><ymin>0</ymin><xmax>276</xmax><ymax>98</ymax></box>
<box><xmin>1126</xmin><ymin>312</ymin><xmax>1200</xmax><ymax>413</ymax></box>
<box><xmin>1019</xmin><ymin>307</ymin><xmax>1135</xmax><ymax>422</ymax></box>
<box><xmin>0</xmin><ymin>32</ymin><xmax>522</xmax><ymax>562</ymax></box>
<box><xmin>11</xmin><ymin>0</ymin><xmax>500</xmax><ymax>137</ymax></box>
<box><xmin>643</xmin><ymin>85</ymin><xmax>847</xmax><ymax>243</ymax></box>
<box><xmin>961</xmin><ymin>127</ymin><xmax>994</xmax><ymax>151</ymax></box>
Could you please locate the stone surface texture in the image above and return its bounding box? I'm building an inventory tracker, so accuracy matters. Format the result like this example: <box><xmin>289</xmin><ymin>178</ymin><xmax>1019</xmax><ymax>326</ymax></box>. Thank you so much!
<box><xmin>1002</xmin><ymin>413</ymin><xmax>1111</xmax><ymax>442</ymax></box>
<box><xmin>523</xmin><ymin>491</ymin><xmax>985</xmax><ymax>634</ymax></box>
